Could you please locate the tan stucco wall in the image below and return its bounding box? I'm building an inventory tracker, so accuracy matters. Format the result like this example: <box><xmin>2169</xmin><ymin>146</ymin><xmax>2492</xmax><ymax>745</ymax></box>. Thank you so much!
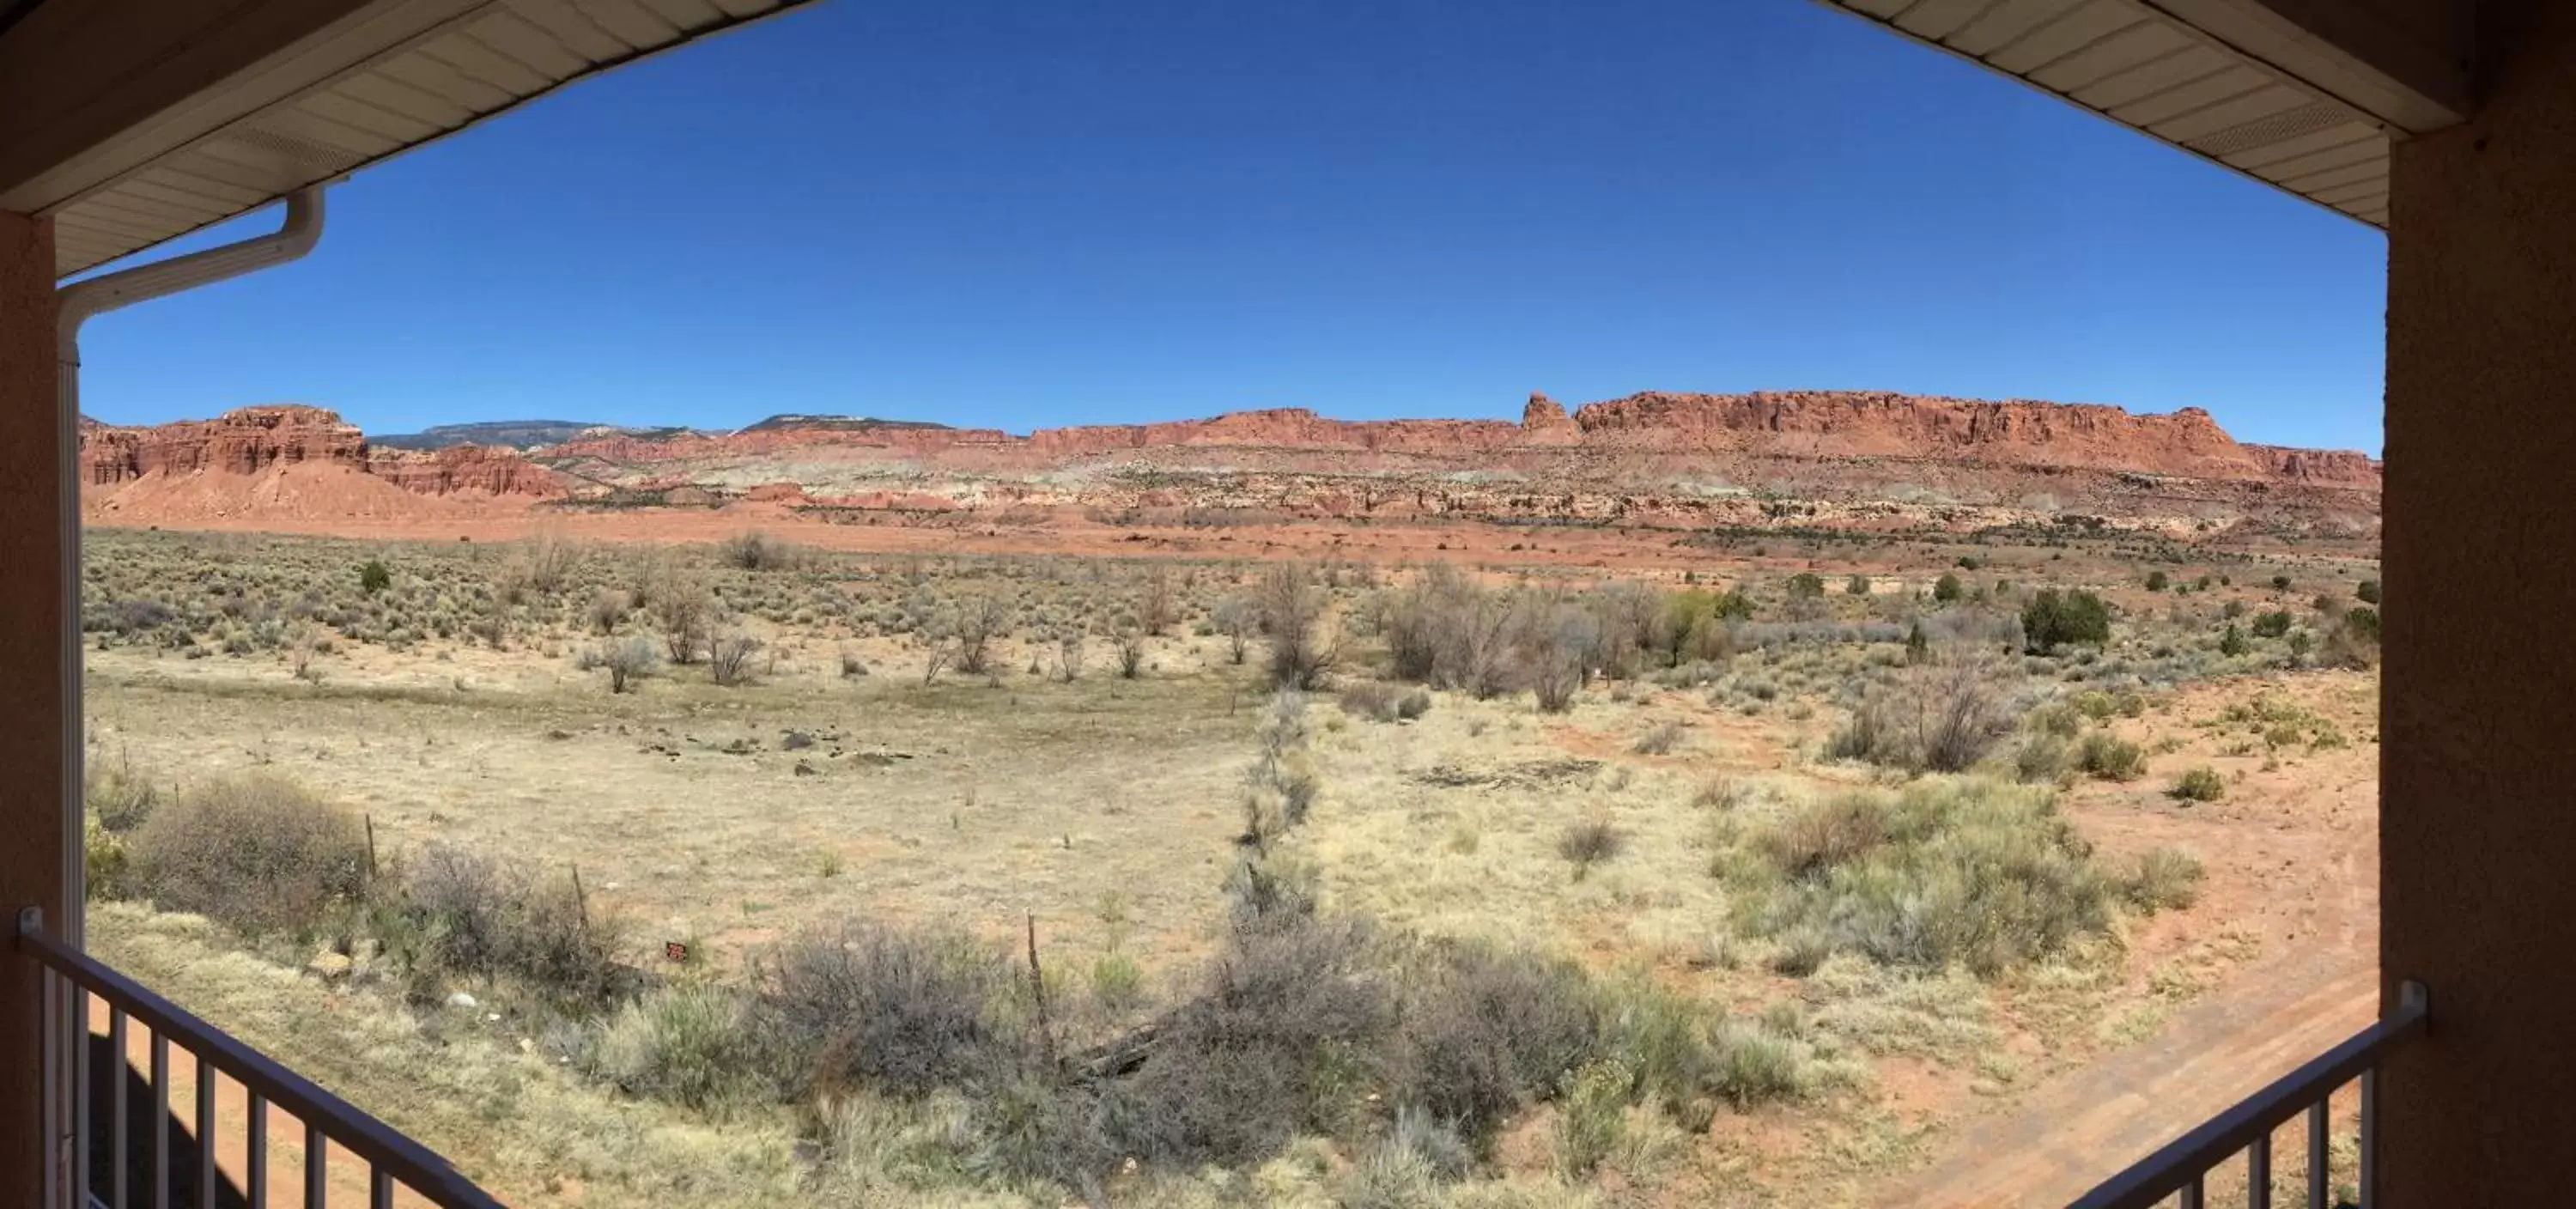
<box><xmin>0</xmin><ymin>209</ymin><xmax>65</xmax><ymax>1207</ymax></box>
<box><xmin>2381</xmin><ymin>0</ymin><xmax>2576</xmax><ymax>1201</ymax></box>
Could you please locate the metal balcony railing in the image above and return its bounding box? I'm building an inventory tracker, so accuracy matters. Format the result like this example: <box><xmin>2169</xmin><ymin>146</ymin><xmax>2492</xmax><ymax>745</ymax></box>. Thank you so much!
<box><xmin>16</xmin><ymin>908</ymin><xmax>504</xmax><ymax>1209</ymax></box>
<box><xmin>2073</xmin><ymin>980</ymin><xmax>2430</xmax><ymax>1209</ymax></box>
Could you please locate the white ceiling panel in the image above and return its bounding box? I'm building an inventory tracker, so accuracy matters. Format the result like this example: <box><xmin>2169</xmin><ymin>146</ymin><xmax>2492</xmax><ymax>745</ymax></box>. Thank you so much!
<box><xmin>1819</xmin><ymin>0</ymin><xmax>2468</xmax><ymax>229</ymax></box>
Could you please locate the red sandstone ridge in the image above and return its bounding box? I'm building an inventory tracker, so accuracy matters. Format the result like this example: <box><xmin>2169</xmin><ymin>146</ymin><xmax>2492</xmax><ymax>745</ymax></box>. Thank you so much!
<box><xmin>81</xmin><ymin>406</ymin><xmax>561</xmax><ymax>500</ymax></box>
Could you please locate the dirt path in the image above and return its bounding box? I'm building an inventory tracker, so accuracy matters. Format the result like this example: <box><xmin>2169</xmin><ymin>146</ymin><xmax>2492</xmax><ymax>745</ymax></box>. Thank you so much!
<box><xmin>1878</xmin><ymin>676</ymin><xmax>2381</xmax><ymax>1206</ymax></box>
<box><xmin>1878</xmin><ymin>961</ymin><xmax>2375</xmax><ymax>1206</ymax></box>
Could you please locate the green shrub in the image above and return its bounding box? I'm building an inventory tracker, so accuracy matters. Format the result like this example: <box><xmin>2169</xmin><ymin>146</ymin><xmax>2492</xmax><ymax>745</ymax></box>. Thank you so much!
<box><xmin>1396</xmin><ymin>688</ymin><xmax>1433</xmax><ymax>720</ymax></box>
<box><xmin>2356</xmin><ymin>580</ymin><xmax>2381</xmax><ymax>604</ymax></box>
<box><xmin>2022</xmin><ymin>589</ymin><xmax>2111</xmax><ymax>653</ymax></box>
<box><xmin>2144</xmin><ymin>571</ymin><xmax>2169</xmax><ymax>592</ymax></box>
<box><xmin>1932</xmin><ymin>574</ymin><xmax>1963</xmax><ymax>604</ymax></box>
<box><xmin>2075</xmin><ymin>732</ymin><xmax>2145</xmax><ymax>781</ymax></box>
<box><xmin>2251</xmin><ymin>611</ymin><xmax>2293</xmax><ymax>639</ymax></box>
<box><xmin>1846</xmin><ymin>574</ymin><xmax>1872</xmax><ymax>596</ymax></box>
<box><xmin>588</xmin><ymin>984</ymin><xmax>775</xmax><ymax>1109</ymax></box>
<box><xmin>85</xmin><ymin>765</ymin><xmax>159</xmax><ymax>834</ymax></box>
<box><xmin>358</xmin><ymin>559</ymin><xmax>392</xmax><ymax>595</ymax></box>
<box><xmin>2170</xmin><ymin>767</ymin><xmax>2227</xmax><ymax>803</ymax></box>
<box><xmin>2125</xmin><ymin>848</ymin><xmax>2204</xmax><ymax>911</ymax></box>
<box><xmin>1786</xmin><ymin>572</ymin><xmax>1826</xmax><ymax>599</ymax></box>
<box><xmin>127</xmin><ymin>775</ymin><xmax>368</xmax><ymax>936</ymax></box>
<box><xmin>1724</xmin><ymin>780</ymin><xmax>2117</xmax><ymax>978</ymax></box>
<box><xmin>2272</xmin><ymin>574</ymin><xmax>2293</xmax><ymax>591</ymax></box>
<box><xmin>2220</xmin><ymin>624</ymin><xmax>2250</xmax><ymax>657</ymax></box>
<box><xmin>1552</xmin><ymin>1058</ymin><xmax>1631</xmax><ymax>1176</ymax></box>
<box><xmin>1557</xmin><ymin>818</ymin><xmax>1626</xmax><ymax>876</ymax></box>
<box><xmin>2013</xmin><ymin>733</ymin><xmax>2070</xmax><ymax>784</ymax></box>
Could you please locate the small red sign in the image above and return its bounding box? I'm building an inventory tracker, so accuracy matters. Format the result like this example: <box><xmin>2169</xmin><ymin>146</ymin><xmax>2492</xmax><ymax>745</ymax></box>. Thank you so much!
<box><xmin>665</xmin><ymin>941</ymin><xmax>690</xmax><ymax>963</ymax></box>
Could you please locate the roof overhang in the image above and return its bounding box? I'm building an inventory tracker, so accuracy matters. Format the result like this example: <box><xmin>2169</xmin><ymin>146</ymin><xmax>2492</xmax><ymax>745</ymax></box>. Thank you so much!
<box><xmin>1</xmin><ymin>0</ymin><xmax>815</xmax><ymax>279</ymax></box>
<box><xmin>1816</xmin><ymin>0</ymin><xmax>2476</xmax><ymax>228</ymax></box>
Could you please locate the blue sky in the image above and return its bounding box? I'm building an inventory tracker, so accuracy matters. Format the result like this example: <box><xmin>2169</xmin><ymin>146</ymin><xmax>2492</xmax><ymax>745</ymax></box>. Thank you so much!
<box><xmin>73</xmin><ymin>0</ymin><xmax>2388</xmax><ymax>453</ymax></box>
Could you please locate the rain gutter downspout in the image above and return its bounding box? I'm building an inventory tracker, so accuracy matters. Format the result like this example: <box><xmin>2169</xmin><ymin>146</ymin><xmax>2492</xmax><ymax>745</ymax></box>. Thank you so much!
<box><xmin>52</xmin><ymin>185</ymin><xmax>328</xmax><ymax>933</ymax></box>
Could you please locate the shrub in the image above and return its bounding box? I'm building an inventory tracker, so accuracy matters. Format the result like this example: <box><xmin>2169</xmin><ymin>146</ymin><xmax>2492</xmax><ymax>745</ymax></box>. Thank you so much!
<box><xmin>653</xmin><ymin>586</ymin><xmax>715</xmax><ymax>665</ymax></box>
<box><xmin>2251</xmin><ymin>611</ymin><xmax>2293</xmax><ymax>639</ymax></box>
<box><xmin>588</xmin><ymin>984</ymin><xmax>775</xmax><ymax>1109</ymax></box>
<box><xmin>586</xmin><ymin>588</ymin><xmax>632</xmax><ymax>635</ymax></box>
<box><xmin>1557</xmin><ymin>819</ymin><xmax>1625</xmax><ymax>875</ymax></box>
<box><xmin>127</xmin><ymin>775</ymin><xmax>368</xmax><ymax>936</ymax></box>
<box><xmin>2144</xmin><ymin>570</ymin><xmax>2169</xmax><ymax>592</ymax></box>
<box><xmin>1114</xmin><ymin>627</ymin><xmax>1148</xmax><ymax>679</ymax></box>
<box><xmin>2356</xmin><ymin>580</ymin><xmax>2381</xmax><ymax>604</ymax></box>
<box><xmin>2075</xmin><ymin>732</ymin><xmax>2145</xmax><ymax>781</ymax></box>
<box><xmin>1785</xmin><ymin>572</ymin><xmax>1826</xmax><ymax>599</ymax></box>
<box><xmin>2125</xmin><ymin>848</ymin><xmax>2204</xmax><ymax>911</ymax></box>
<box><xmin>1932</xmin><ymin>573</ymin><xmax>1963</xmax><ymax>604</ymax></box>
<box><xmin>1724</xmin><ymin>779</ymin><xmax>2118</xmax><ymax>978</ymax></box>
<box><xmin>719</xmin><ymin>531</ymin><xmax>799</xmax><ymax>572</ymax></box>
<box><xmin>2022</xmin><ymin>589</ymin><xmax>2111</xmax><ymax>653</ymax></box>
<box><xmin>1825</xmin><ymin>659</ymin><xmax>2014</xmax><ymax>775</ymax></box>
<box><xmin>387</xmin><ymin>843</ymin><xmax>624</xmax><ymax>1007</ymax></box>
<box><xmin>2342</xmin><ymin>605</ymin><xmax>2381</xmax><ymax>643</ymax></box>
<box><xmin>1118</xmin><ymin>915</ymin><xmax>1387</xmax><ymax>1166</ymax></box>
<box><xmin>85</xmin><ymin>764</ymin><xmax>159</xmax><ymax>834</ymax></box>
<box><xmin>2220</xmin><ymin>624</ymin><xmax>2250</xmax><ymax>657</ymax></box>
<box><xmin>1386</xmin><ymin>940</ymin><xmax>1601</xmax><ymax>1143</ymax></box>
<box><xmin>1396</xmin><ymin>689</ymin><xmax>1432</xmax><ymax>720</ymax></box>
<box><xmin>2014</xmin><ymin>733</ymin><xmax>2070</xmax><ymax>784</ymax></box>
<box><xmin>598</xmin><ymin>635</ymin><xmax>656</xmax><ymax>693</ymax></box>
<box><xmin>760</xmin><ymin>920</ymin><xmax>1014</xmax><ymax>1101</ymax></box>
<box><xmin>2271</xmin><ymin>574</ymin><xmax>2292</xmax><ymax>591</ymax></box>
<box><xmin>2170</xmin><ymin>767</ymin><xmax>2227</xmax><ymax>802</ymax></box>
<box><xmin>1339</xmin><ymin>682</ymin><xmax>1404</xmax><ymax>722</ymax></box>
<box><xmin>1846</xmin><ymin>574</ymin><xmax>1872</xmax><ymax>596</ymax></box>
<box><xmin>1631</xmin><ymin>719</ymin><xmax>1686</xmax><ymax>755</ymax></box>
<box><xmin>1553</xmin><ymin>1058</ymin><xmax>1631</xmax><ymax>1176</ymax></box>
<box><xmin>358</xmin><ymin>559</ymin><xmax>392</xmax><ymax>595</ymax></box>
<box><xmin>708</xmin><ymin>631</ymin><xmax>762</xmax><ymax>686</ymax></box>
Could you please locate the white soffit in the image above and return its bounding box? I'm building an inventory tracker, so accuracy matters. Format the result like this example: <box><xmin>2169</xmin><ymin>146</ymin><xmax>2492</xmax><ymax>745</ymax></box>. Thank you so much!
<box><xmin>44</xmin><ymin>0</ymin><xmax>811</xmax><ymax>278</ymax></box>
<box><xmin>1817</xmin><ymin>0</ymin><xmax>2472</xmax><ymax>229</ymax></box>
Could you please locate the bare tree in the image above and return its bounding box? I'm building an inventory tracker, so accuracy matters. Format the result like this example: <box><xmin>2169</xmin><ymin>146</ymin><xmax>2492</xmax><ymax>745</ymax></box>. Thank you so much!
<box><xmin>1137</xmin><ymin>566</ymin><xmax>1179</xmax><ymax>635</ymax></box>
<box><xmin>1055</xmin><ymin>631</ymin><xmax>1085</xmax><ymax>683</ymax></box>
<box><xmin>524</xmin><ymin>523</ymin><xmax>580</xmax><ymax>594</ymax></box>
<box><xmin>654</xmin><ymin>582</ymin><xmax>714</xmax><ymax>665</ymax></box>
<box><xmin>1114</xmin><ymin>627</ymin><xmax>1147</xmax><ymax>679</ymax></box>
<box><xmin>1259</xmin><ymin>563</ymin><xmax>1334</xmax><ymax>690</ymax></box>
<box><xmin>947</xmin><ymin>592</ymin><xmax>1011</xmax><ymax>677</ymax></box>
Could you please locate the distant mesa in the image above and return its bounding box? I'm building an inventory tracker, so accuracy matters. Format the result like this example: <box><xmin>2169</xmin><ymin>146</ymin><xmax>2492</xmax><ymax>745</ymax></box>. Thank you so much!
<box><xmin>76</xmin><ymin>391</ymin><xmax>2381</xmax><ymax>532</ymax></box>
<box><xmin>734</xmin><ymin>414</ymin><xmax>957</xmax><ymax>435</ymax></box>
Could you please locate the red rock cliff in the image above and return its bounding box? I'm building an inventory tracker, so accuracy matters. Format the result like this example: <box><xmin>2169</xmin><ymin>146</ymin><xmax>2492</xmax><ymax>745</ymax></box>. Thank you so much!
<box><xmin>81</xmin><ymin>406</ymin><xmax>560</xmax><ymax>498</ymax></box>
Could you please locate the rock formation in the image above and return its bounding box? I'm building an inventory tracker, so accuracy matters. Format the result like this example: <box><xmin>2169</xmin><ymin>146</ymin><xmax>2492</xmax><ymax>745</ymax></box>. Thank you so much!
<box><xmin>81</xmin><ymin>406</ymin><xmax>562</xmax><ymax>499</ymax></box>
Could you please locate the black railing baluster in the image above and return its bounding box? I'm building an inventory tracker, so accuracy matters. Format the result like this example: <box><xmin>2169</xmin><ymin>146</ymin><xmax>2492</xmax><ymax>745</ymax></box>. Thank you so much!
<box><xmin>73</xmin><ymin>983</ymin><xmax>91</xmax><ymax>1209</ymax></box>
<box><xmin>2308</xmin><ymin>1099</ymin><xmax>2328</xmax><ymax>1209</ymax></box>
<box><xmin>110</xmin><ymin>1006</ymin><xmax>128</xmax><ymax>1209</ymax></box>
<box><xmin>196</xmin><ymin>1055</ymin><xmax>216</xmax><ymax>1209</ymax></box>
<box><xmin>374</xmin><ymin>1163</ymin><xmax>396</xmax><ymax>1208</ymax></box>
<box><xmin>307</xmin><ymin>1121</ymin><xmax>325</xmax><ymax>1209</ymax></box>
<box><xmin>2179</xmin><ymin>1174</ymin><xmax>2202</xmax><ymax>1209</ymax></box>
<box><xmin>2250</xmin><ymin>1130</ymin><xmax>2271</xmax><ymax>1209</ymax></box>
<box><xmin>150</xmin><ymin>1031</ymin><xmax>168</xmax><ymax>1209</ymax></box>
<box><xmin>2360</xmin><ymin>1068</ymin><xmax>2379</xmax><ymax>1207</ymax></box>
<box><xmin>248</xmin><ymin>1092</ymin><xmax>268</xmax><ymax>1207</ymax></box>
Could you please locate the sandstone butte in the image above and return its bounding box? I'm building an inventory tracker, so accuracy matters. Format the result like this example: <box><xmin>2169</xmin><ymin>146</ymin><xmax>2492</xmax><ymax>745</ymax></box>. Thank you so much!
<box><xmin>77</xmin><ymin>392</ymin><xmax>2380</xmax><ymax>529</ymax></box>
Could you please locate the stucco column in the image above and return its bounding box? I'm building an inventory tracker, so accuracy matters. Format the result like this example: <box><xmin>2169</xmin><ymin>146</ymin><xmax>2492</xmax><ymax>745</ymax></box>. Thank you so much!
<box><xmin>0</xmin><ymin>210</ymin><xmax>66</xmax><ymax>1207</ymax></box>
<box><xmin>2380</xmin><ymin>0</ymin><xmax>2576</xmax><ymax>1201</ymax></box>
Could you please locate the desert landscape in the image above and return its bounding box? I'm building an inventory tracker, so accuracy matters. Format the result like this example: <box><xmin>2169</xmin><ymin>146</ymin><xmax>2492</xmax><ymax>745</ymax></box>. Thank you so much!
<box><xmin>71</xmin><ymin>390</ymin><xmax>2382</xmax><ymax>1207</ymax></box>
